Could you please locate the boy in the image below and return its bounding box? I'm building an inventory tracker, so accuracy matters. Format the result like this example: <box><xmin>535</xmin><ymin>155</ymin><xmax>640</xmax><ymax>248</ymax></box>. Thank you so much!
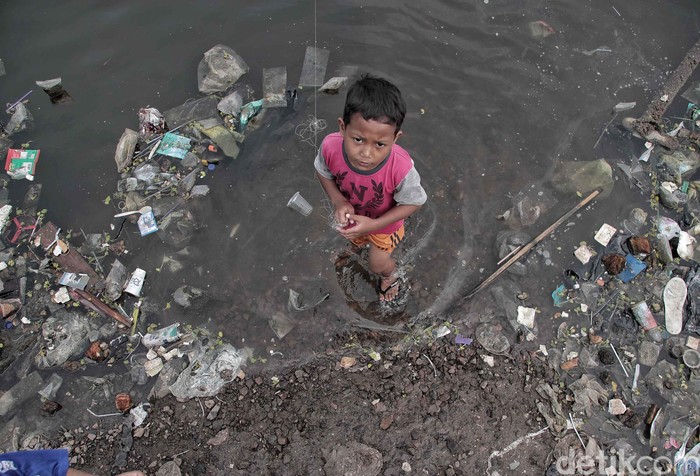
<box><xmin>315</xmin><ymin>74</ymin><xmax>426</xmax><ymax>302</ymax></box>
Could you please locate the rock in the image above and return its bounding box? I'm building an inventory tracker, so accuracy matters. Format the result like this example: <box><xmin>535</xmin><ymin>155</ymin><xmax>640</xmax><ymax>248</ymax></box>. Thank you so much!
<box><xmin>639</xmin><ymin>341</ymin><xmax>661</xmax><ymax>367</ymax></box>
<box><xmin>551</xmin><ymin>159</ymin><xmax>614</xmax><ymax>197</ymax></box>
<box><xmin>323</xmin><ymin>441</ymin><xmax>383</xmax><ymax>476</ymax></box>
<box><xmin>207</xmin><ymin>404</ymin><xmax>220</xmax><ymax>421</ymax></box>
<box><xmin>156</xmin><ymin>461</ymin><xmax>182</xmax><ymax>476</ymax></box>
<box><xmin>608</xmin><ymin>398</ymin><xmax>627</xmax><ymax>415</ymax></box>
<box><xmin>197</xmin><ymin>44</ymin><xmax>249</xmax><ymax>94</ymax></box>
<box><xmin>114</xmin><ymin>128</ymin><xmax>139</xmax><ymax>173</ymax></box>
<box><xmin>340</xmin><ymin>356</ymin><xmax>356</xmax><ymax>369</ymax></box>
<box><xmin>190</xmin><ymin>185</ymin><xmax>210</xmax><ymax>198</ymax></box>
<box><xmin>380</xmin><ymin>414</ymin><xmax>394</xmax><ymax>430</ymax></box>
<box><xmin>207</xmin><ymin>428</ymin><xmax>229</xmax><ymax>446</ymax></box>
<box><xmin>133</xmin><ymin>427</ymin><xmax>145</xmax><ymax>438</ymax></box>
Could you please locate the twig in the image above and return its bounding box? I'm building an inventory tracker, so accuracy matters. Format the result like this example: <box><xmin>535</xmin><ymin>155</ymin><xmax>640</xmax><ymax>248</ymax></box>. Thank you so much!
<box><xmin>422</xmin><ymin>353</ymin><xmax>438</xmax><ymax>377</ymax></box>
<box><xmin>569</xmin><ymin>413</ymin><xmax>586</xmax><ymax>449</ymax></box>
<box><xmin>591</xmin><ymin>290</ymin><xmax>621</xmax><ymax>319</ymax></box>
<box><xmin>197</xmin><ymin>397</ymin><xmax>205</xmax><ymax>418</ymax></box>
<box><xmin>593</xmin><ymin>112</ymin><xmax>618</xmax><ymax>149</ymax></box>
<box><xmin>172</xmin><ymin>450</ymin><xmax>190</xmax><ymax>459</ymax></box>
<box><xmin>612</xmin><ymin>6</ymin><xmax>621</xmax><ymax>17</ymax></box>
<box><xmin>91</xmin><ymin>252</ymin><xmax>105</xmax><ymax>275</ymax></box>
<box><xmin>632</xmin><ymin>364</ymin><xmax>640</xmax><ymax>391</ymax></box>
<box><xmin>609</xmin><ymin>343</ymin><xmax>629</xmax><ymax>378</ymax></box>
<box><xmin>87</xmin><ymin>408</ymin><xmax>122</xmax><ymax>418</ymax></box>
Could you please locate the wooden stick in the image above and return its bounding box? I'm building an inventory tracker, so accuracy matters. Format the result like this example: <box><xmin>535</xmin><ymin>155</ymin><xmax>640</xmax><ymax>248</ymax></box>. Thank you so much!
<box><xmin>462</xmin><ymin>190</ymin><xmax>600</xmax><ymax>301</ymax></box>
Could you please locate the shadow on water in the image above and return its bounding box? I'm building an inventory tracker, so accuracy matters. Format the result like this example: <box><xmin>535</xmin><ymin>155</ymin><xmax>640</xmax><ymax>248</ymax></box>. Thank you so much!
<box><xmin>0</xmin><ymin>0</ymin><xmax>699</xmax><ymax>439</ymax></box>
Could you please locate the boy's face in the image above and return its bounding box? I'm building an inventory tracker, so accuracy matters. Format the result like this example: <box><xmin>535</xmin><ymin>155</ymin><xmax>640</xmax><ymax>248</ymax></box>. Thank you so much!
<box><xmin>338</xmin><ymin>113</ymin><xmax>402</xmax><ymax>171</ymax></box>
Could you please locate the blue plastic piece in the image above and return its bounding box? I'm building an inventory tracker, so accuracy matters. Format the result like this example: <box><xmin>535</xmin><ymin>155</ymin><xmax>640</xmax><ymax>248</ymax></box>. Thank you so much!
<box><xmin>618</xmin><ymin>254</ymin><xmax>646</xmax><ymax>283</ymax></box>
<box><xmin>552</xmin><ymin>284</ymin><xmax>569</xmax><ymax>307</ymax></box>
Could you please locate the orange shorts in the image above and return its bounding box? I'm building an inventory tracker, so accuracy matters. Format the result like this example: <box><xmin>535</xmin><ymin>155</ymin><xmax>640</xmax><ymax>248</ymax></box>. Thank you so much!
<box><xmin>351</xmin><ymin>225</ymin><xmax>405</xmax><ymax>253</ymax></box>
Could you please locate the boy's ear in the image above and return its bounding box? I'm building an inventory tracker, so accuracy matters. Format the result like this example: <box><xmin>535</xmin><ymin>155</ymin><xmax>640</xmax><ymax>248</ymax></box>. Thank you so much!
<box><xmin>394</xmin><ymin>130</ymin><xmax>403</xmax><ymax>142</ymax></box>
<box><xmin>337</xmin><ymin>118</ymin><xmax>345</xmax><ymax>133</ymax></box>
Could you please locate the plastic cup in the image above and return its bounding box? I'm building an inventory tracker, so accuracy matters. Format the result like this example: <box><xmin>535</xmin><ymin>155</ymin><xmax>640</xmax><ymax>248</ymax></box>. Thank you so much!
<box><xmin>287</xmin><ymin>192</ymin><xmax>313</xmax><ymax>216</ymax></box>
<box><xmin>124</xmin><ymin>268</ymin><xmax>146</xmax><ymax>297</ymax></box>
<box><xmin>683</xmin><ymin>349</ymin><xmax>700</xmax><ymax>369</ymax></box>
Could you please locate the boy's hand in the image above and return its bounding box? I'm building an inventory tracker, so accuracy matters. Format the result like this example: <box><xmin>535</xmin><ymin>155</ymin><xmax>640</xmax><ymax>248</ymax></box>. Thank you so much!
<box><xmin>338</xmin><ymin>214</ymin><xmax>376</xmax><ymax>239</ymax></box>
<box><xmin>333</xmin><ymin>201</ymin><xmax>355</xmax><ymax>228</ymax></box>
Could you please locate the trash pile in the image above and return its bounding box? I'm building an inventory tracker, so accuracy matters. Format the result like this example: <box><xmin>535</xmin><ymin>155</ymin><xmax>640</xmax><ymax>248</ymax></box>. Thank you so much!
<box><xmin>0</xmin><ymin>41</ymin><xmax>356</xmax><ymax>461</ymax></box>
<box><xmin>459</xmin><ymin>94</ymin><xmax>700</xmax><ymax>474</ymax></box>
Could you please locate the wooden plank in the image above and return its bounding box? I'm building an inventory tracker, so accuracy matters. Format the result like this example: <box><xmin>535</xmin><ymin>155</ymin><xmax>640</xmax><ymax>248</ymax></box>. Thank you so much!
<box><xmin>462</xmin><ymin>190</ymin><xmax>601</xmax><ymax>301</ymax></box>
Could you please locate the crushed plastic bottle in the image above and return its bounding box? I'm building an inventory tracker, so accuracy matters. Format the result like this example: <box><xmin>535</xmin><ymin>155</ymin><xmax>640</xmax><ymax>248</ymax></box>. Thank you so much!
<box><xmin>142</xmin><ymin>323</ymin><xmax>181</xmax><ymax>348</ymax></box>
<box><xmin>631</xmin><ymin>301</ymin><xmax>663</xmax><ymax>343</ymax></box>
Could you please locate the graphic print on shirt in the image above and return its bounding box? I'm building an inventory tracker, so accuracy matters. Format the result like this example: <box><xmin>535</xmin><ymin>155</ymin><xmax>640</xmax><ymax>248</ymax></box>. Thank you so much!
<box><xmin>335</xmin><ymin>173</ymin><xmax>386</xmax><ymax>216</ymax></box>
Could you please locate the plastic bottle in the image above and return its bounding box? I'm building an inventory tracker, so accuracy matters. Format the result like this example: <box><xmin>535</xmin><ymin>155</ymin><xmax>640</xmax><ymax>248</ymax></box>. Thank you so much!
<box><xmin>631</xmin><ymin>301</ymin><xmax>663</xmax><ymax>343</ymax></box>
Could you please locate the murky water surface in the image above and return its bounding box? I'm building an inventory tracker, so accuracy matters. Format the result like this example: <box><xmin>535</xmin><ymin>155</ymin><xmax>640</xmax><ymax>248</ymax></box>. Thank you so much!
<box><xmin>0</xmin><ymin>0</ymin><xmax>699</xmax><ymax>430</ymax></box>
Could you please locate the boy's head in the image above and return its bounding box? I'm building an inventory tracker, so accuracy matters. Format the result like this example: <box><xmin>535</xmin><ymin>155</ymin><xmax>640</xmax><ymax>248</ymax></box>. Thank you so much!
<box><xmin>342</xmin><ymin>74</ymin><xmax>406</xmax><ymax>135</ymax></box>
<box><xmin>338</xmin><ymin>75</ymin><xmax>407</xmax><ymax>171</ymax></box>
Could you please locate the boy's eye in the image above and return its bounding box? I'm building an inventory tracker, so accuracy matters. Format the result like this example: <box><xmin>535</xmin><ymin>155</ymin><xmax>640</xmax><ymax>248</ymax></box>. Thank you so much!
<box><xmin>353</xmin><ymin>137</ymin><xmax>363</xmax><ymax>143</ymax></box>
<box><xmin>376</xmin><ymin>142</ymin><xmax>386</xmax><ymax>147</ymax></box>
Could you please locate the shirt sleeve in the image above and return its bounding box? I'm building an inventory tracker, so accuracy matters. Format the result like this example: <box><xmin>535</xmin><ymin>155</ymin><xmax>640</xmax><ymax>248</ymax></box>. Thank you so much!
<box><xmin>313</xmin><ymin>146</ymin><xmax>334</xmax><ymax>179</ymax></box>
<box><xmin>394</xmin><ymin>168</ymin><xmax>427</xmax><ymax>206</ymax></box>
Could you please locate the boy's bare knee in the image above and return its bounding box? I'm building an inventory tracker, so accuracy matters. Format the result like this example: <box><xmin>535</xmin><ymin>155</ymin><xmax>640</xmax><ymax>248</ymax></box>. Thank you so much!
<box><xmin>368</xmin><ymin>248</ymin><xmax>393</xmax><ymax>275</ymax></box>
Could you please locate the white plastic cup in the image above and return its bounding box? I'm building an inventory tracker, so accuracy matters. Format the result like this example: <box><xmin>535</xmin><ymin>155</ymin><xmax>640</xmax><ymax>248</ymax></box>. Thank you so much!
<box><xmin>683</xmin><ymin>349</ymin><xmax>700</xmax><ymax>369</ymax></box>
<box><xmin>287</xmin><ymin>192</ymin><xmax>313</xmax><ymax>216</ymax></box>
<box><xmin>124</xmin><ymin>268</ymin><xmax>146</xmax><ymax>297</ymax></box>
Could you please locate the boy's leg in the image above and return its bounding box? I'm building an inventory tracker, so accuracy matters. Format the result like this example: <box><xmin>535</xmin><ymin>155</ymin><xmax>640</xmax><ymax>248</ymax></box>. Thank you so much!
<box><xmin>368</xmin><ymin>244</ymin><xmax>400</xmax><ymax>302</ymax></box>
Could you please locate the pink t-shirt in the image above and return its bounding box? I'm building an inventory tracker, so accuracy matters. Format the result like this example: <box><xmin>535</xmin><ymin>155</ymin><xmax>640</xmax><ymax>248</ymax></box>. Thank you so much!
<box><xmin>320</xmin><ymin>132</ymin><xmax>415</xmax><ymax>235</ymax></box>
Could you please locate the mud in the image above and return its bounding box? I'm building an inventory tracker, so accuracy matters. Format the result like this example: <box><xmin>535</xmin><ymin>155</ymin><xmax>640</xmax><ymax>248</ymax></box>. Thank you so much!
<box><xmin>56</xmin><ymin>336</ymin><xmax>557</xmax><ymax>476</ymax></box>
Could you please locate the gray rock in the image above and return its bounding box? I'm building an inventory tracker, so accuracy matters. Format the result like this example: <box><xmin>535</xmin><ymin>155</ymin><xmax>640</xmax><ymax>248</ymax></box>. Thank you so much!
<box><xmin>190</xmin><ymin>185</ymin><xmax>210</xmax><ymax>198</ymax></box>
<box><xmin>156</xmin><ymin>461</ymin><xmax>182</xmax><ymax>476</ymax></box>
<box><xmin>639</xmin><ymin>341</ymin><xmax>661</xmax><ymax>367</ymax></box>
<box><xmin>323</xmin><ymin>441</ymin><xmax>383</xmax><ymax>476</ymax></box>
<box><xmin>197</xmin><ymin>44</ymin><xmax>249</xmax><ymax>94</ymax></box>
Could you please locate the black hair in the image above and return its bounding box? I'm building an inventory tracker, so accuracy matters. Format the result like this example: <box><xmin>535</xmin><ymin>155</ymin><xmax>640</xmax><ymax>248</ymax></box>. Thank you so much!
<box><xmin>343</xmin><ymin>74</ymin><xmax>406</xmax><ymax>134</ymax></box>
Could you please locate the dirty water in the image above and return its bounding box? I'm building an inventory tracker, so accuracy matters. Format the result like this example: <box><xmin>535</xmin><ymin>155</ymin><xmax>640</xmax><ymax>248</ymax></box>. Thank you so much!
<box><xmin>0</xmin><ymin>0</ymin><xmax>699</xmax><ymax>442</ymax></box>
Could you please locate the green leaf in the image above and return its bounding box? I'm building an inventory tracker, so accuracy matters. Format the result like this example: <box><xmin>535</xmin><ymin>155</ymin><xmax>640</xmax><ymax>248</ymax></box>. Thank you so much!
<box><xmin>103</xmin><ymin>196</ymin><xmax>111</xmax><ymax>205</ymax></box>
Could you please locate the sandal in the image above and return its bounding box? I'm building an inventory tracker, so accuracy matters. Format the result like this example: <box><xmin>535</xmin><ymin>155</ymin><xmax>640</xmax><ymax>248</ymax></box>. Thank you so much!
<box><xmin>377</xmin><ymin>276</ymin><xmax>402</xmax><ymax>301</ymax></box>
